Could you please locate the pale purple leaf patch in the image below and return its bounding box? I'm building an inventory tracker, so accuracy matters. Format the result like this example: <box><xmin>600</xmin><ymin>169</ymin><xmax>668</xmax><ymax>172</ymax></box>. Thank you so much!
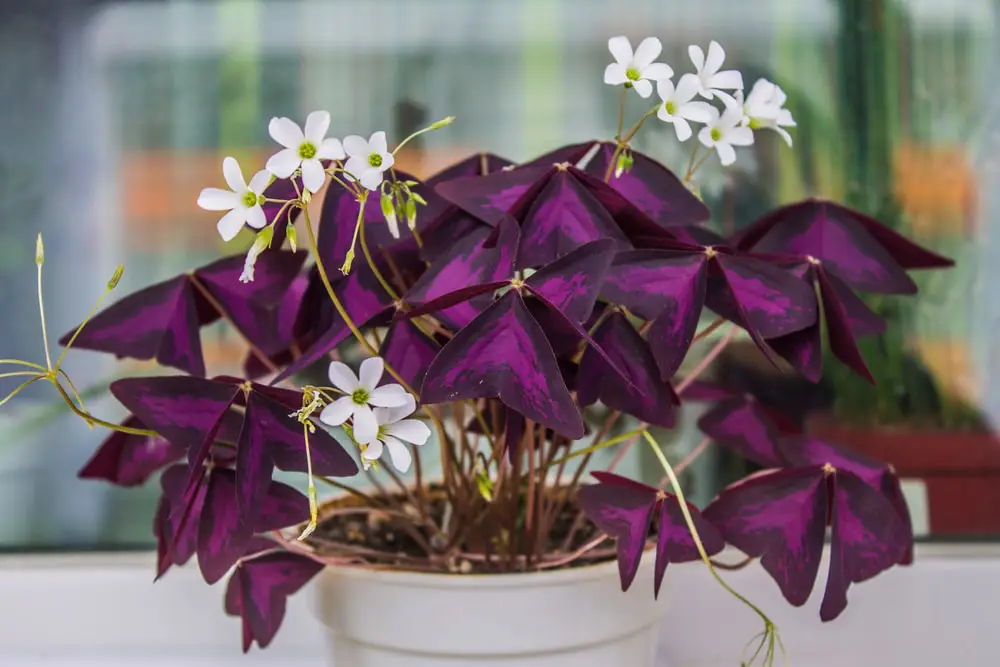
<box><xmin>523</xmin><ymin>238</ymin><xmax>616</xmax><ymax>323</ymax></box>
<box><xmin>78</xmin><ymin>416</ymin><xmax>186</xmax><ymax>487</ymax></box>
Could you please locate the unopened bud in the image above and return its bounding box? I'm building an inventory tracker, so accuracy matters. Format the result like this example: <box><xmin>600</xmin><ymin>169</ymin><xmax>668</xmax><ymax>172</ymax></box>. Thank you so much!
<box><xmin>286</xmin><ymin>223</ymin><xmax>298</xmax><ymax>252</ymax></box>
<box><xmin>405</xmin><ymin>197</ymin><xmax>417</xmax><ymax>232</ymax></box>
<box><xmin>35</xmin><ymin>234</ymin><xmax>44</xmax><ymax>265</ymax></box>
<box><xmin>380</xmin><ymin>191</ymin><xmax>400</xmax><ymax>239</ymax></box>
<box><xmin>410</xmin><ymin>192</ymin><xmax>428</xmax><ymax>206</ymax></box>
<box><xmin>239</xmin><ymin>227</ymin><xmax>273</xmax><ymax>283</ymax></box>
<box><xmin>300</xmin><ymin>188</ymin><xmax>312</xmax><ymax>204</ymax></box>
<box><xmin>475</xmin><ymin>469</ymin><xmax>494</xmax><ymax>502</ymax></box>
<box><xmin>614</xmin><ymin>151</ymin><xmax>629</xmax><ymax>179</ymax></box>
<box><xmin>107</xmin><ymin>264</ymin><xmax>125</xmax><ymax>290</ymax></box>
<box><xmin>430</xmin><ymin>115</ymin><xmax>456</xmax><ymax>130</ymax></box>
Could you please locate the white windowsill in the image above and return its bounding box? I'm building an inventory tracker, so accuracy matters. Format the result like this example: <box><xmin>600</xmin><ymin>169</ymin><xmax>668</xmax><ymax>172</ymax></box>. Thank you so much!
<box><xmin>1</xmin><ymin>543</ymin><xmax>997</xmax><ymax>666</ymax></box>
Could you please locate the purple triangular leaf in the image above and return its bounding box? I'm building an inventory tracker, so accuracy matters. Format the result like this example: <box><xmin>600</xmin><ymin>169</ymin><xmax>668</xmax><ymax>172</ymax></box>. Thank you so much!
<box><xmin>59</xmin><ymin>276</ymin><xmax>210</xmax><ymax>376</ymax></box>
<box><xmin>399</xmin><ymin>282</ymin><xmax>507</xmax><ymax>322</ymax></box>
<box><xmin>517</xmin><ymin>170</ymin><xmax>631</xmax><ymax>266</ymax></box>
<box><xmin>193</xmin><ymin>252</ymin><xmax>307</xmax><ymax>356</ymax></box>
<box><xmin>254</xmin><ymin>479</ymin><xmax>311</xmax><ymax>532</ymax></box>
<box><xmin>697</xmin><ymin>396</ymin><xmax>788</xmax><ymax>467</ymax></box>
<box><xmin>228</xmin><ymin>551</ymin><xmax>324</xmax><ymax>652</ymax></box>
<box><xmin>735</xmin><ymin>199</ymin><xmax>942</xmax><ymax>294</ymax></box>
<box><xmin>197</xmin><ymin>468</ymin><xmax>254</xmax><ymax>584</ymax></box>
<box><xmin>708</xmin><ymin>255</ymin><xmax>817</xmax><ymax>340</ymax></box>
<box><xmin>577</xmin><ymin>476</ymin><xmax>657</xmax><ymax>591</ymax></box>
<box><xmin>704</xmin><ymin>467</ymin><xmax>829</xmax><ymax>607</ymax></box>
<box><xmin>585</xmin><ymin>143</ymin><xmax>711</xmax><ymax>228</ymax></box>
<box><xmin>816</xmin><ymin>268</ymin><xmax>877</xmax><ymax>383</ymax></box>
<box><xmin>235</xmin><ymin>393</ymin><xmax>277</xmax><ymax>526</ymax></box>
<box><xmin>577</xmin><ymin>312</ymin><xmax>678</xmax><ymax>427</ymax></box>
<box><xmin>156</xmin><ymin>464</ymin><xmax>209</xmax><ymax>579</ymax></box>
<box><xmin>78</xmin><ymin>416</ymin><xmax>186</xmax><ymax>487</ymax></box>
<box><xmin>654</xmin><ymin>496</ymin><xmax>725</xmax><ymax>598</ymax></box>
<box><xmin>767</xmin><ymin>323</ymin><xmax>823</xmax><ymax>383</ymax></box>
<box><xmin>523</xmin><ymin>238</ymin><xmax>616</xmax><ymax>323</ymax></box>
<box><xmin>421</xmin><ymin>290</ymin><xmax>584</xmax><ymax>439</ymax></box>
<box><xmin>434</xmin><ymin>165</ymin><xmax>554</xmax><ymax>226</ymax></box>
<box><xmin>821</xmin><ymin>471</ymin><xmax>910</xmax><ymax>621</ymax></box>
<box><xmin>567</xmin><ymin>166</ymin><xmax>685</xmax><ymax>243</ymax></box>
<box><xmin>380</xmin><ymin>319</ymin><xmax>441</xmax><ymax>391</ymax></box>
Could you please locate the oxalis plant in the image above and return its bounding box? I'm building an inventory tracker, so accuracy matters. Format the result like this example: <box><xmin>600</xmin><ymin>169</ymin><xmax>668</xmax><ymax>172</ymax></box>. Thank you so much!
<box><xmin>1</xmin><ymin>37</ymin><xmax>954</xmax><ymax>664</ymax></box>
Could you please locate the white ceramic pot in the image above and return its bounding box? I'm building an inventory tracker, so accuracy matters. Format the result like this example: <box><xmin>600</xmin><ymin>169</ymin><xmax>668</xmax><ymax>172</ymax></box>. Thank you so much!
<box><xmin>316</xmin><ymin>555</ymin><xmax>663</xmax><ymax>666</ymax></box>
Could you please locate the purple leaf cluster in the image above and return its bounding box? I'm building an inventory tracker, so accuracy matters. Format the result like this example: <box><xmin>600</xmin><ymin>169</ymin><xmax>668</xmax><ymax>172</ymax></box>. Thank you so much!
<box><xmin>67</xmin><ymin>143</ymin><xmax>952</xmax><ymax>650</ymax></box>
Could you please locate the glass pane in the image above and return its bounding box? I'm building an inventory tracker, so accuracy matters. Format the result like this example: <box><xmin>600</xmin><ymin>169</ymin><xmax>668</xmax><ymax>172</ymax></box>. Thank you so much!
<box><xmin>0</xmin><ymin>0</ymin><xmax>996</xmax><ymax>550</ymax></box>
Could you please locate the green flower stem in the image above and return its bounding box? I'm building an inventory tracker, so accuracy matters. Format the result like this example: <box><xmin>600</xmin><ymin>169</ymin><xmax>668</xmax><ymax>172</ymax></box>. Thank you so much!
<box><xmin>392</xmin><ymin>116</ymin><xmax>456</xmax><ymax>155</ymax></box>
<box><xmin>642</xmin><ymin>429</ymin><xmax>783</xmax><ymax>667</ymax></box>
<box><xmin>55</xmin><ymin>276</ymin><xmax>119</xmax><ymax>372</ymax></box>
<box><xmin>36</xmin><ymin>245</ymin><xmax>52</xmax><ymax>370</ymax></box>
<box><xmin>0</xmin><ymin>376</ymin><xmax>44</xmax><ymax>409</ymax></box>
<box><xmin>604</xmin><ymin>105</ymin><xmax>658</xmax><ymax>182</ymax></box>
<box><xmin>546</xmin><ymin>427</ymin><xmax>647</xmax><ymax>467</ymax></box>
<box><xmin>49</xmin><ymin>376</ymin><xmax>157</xmax><ymax>437</ymax></box>
<box><xmin>0</xmin><ymin>359</ymin><xmax>47</xmax><ymax>372</ymax></box>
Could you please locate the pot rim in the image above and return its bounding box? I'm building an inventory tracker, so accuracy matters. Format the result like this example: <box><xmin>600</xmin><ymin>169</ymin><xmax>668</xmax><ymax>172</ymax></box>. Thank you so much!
<box><xmin>320</xmin><ymin>550</ymin><xmax>651</xmax><ymax>590</ymax></box>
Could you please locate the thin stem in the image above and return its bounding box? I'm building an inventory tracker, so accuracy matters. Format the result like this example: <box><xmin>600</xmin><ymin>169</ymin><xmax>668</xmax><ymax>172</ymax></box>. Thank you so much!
<box><xmin>315</xmin><ymin>475</ymin><xmax>382</xmax><ymax>506</ymax></box>
<box><xmin>0</xmin><ymin>359</ymin><xmax>47</xmax><ymax>371</ymax></box>
<box><xmin>0</xmin><ymin>371</ymin><xmax>39</xmax><ymax>380</ymax></box>
<box><xmin>683</xmin><ymin>143</ymin><xmax>702</xmax><ymax>183</ymax></box>
<box><xmin>58</xmin><ymin>370</ymin><xmax>90</xmax><ymax>420</ymax></box>
<box><xmin>36</xmin><ymin>259</ymin><xmax>52</xmax><ymax>370</ymax></box>
<box><xmin>187</xmin><ymin>274</ymin><xmax>279</xmax><ymax>374</ymax></box>
<box><xmin>296</xmin><ymin>425</ymin><xmax>318</xmax><ymax>541</ymax></box>
<box><xmin>670</xmin><ymin>436</ymin><xmax>713</xmax><ymax>479</ymax></box>
<box><xmin>547</xmin><ymin>427</ymin><xmax>647</xmax><ymax>467</ymax></box>
<box><xmin>358</xmin><ymin>195</ymin><xmax>400</xmax><ymax>301</ymax></box>
<box><xmin>676</xmin><ymin>324</ymin><xmax>737</xmax><ymax>395</ymax></box>
<box><xmin>643</xmin><ymin>430</ymin><xmax>780</xmax><ymax>648</ymax></box>
<box><xmin>0</xmin><ymin>376</ymin><xmax>43</xmax><ymax>409</ymax></box>
<box><xmin>693</xmin><ymin>316</ymin><xmax>726</xmax><ymax>342</ymax></box>
<box><xmin>393</xmin><ymin>116</ymin><xmax>455</xmax><ymax>155</ymax></box>
<box><xmin>56</xmin><ymin>287</ymin><xmax>112</xmax><ymax>372</ymax></box>
<box><xmin>615</xmin><ymin>87</ymin><xmax>627</xmax><ymax>140</ymax></box>
<box><xmin>50</xmin><ymin>378</ymin><xmax>157</xmax><ymax>436</ymax></box>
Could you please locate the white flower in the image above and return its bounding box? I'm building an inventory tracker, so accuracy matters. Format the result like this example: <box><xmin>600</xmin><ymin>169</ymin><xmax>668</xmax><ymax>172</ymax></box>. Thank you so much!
<box><xmin>360</xmin><ymin>393</ymin><xmax>431</xmax><ymax>473</ymax></box>
<box><xmin>319</xmin><ymin>357</ymin><xmax>408</xmax><ymax>446</ymax></box>
<box><xmin>604</xmin><ymin>36</ymin><xmax>674</xmax><ymax>99</ymax></box>
<box><xmin>698</xmin><ymin>100</ymin><xmax>755</xmax><ymax>167</ymax></box>
<box><xmin>688</xmin><ymin>41</ymin><xmax>744</xmax><ymax>101</ymax></box>
<box><xmin>239</xmin><ymin>236</ymin><xmax>266</xmax><ymax>283</ymax></box>
<box><xmin>655</xmin><ymin>74</ymin><xmax>715</xmax><ymax>142</ymax></box>
<box><xmin>343</xmin><ymin>132</ymin><xmax>395</xmax><ymax>191</ymax></box>
<box><xmin>737</xmin><ymin>79</ymin><xmax>796</xmax><ymax>147</ymax></box>
<box><xmin>266</xmin><ymin>110</ymin><xmax>345</xmax><ymax>194</ymax></box>
<box><xmin>197</xmin><ymin>157</ymin><xmax>271</xmax><ymax>242</ymax></box>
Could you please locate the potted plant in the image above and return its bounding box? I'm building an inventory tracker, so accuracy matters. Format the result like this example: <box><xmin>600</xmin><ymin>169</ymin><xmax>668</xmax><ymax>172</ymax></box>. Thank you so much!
<box><xmin>0</xmin><ymin>36</ymin><xmax>954</xmax><ymax>666</ymax></box>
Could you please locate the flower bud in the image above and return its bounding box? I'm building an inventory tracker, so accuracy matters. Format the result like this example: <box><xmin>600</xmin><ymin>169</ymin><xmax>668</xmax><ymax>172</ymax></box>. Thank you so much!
<box><xmin>430</xmin><ymin>116</ymin><xmax>456</xmax><ymax>130</ymax></box>
<box><xmin>107</xmin><ymin>264</ymin><xmax>125</xmax><ymax>290</ymax></box>
<box><xmin>405</xmin><ymin>197</ymin><xmax>417</xmax><ymax>232</ymax></box>
<box><xmin>614</xmin><ymin>151</ymin><xmax>629</xmax><ymax>179</ymax></box>
<box><xmin>239</xmin><ymin>227</ymin><xmax>273</xmax><ymax>283</ymax></box>
<box><xmin>286</xmin><ymin>222</ymin><xmax>298</xmax><ymax>252</ymax></box>
<box><xmin>35</xmin><ymin>234</ymin><xmax>44</xmax><ymax>265</ymax></box>
<box><xmin>381</xmin><ymin>191</ymin><xmax>400</xmax><ymax>239</ymax></box>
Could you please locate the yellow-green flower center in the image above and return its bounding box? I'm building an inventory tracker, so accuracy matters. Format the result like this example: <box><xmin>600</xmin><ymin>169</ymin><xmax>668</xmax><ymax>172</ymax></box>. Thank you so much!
<box><xmin>298</xmin><ymin>142</ymin><xmax>317</xmax><ymax>160</ymax></box>
<box><xmin>710</xmin><ymin>128</ymin><xmax>722</xmax><ymax>142</ymax></box>
<box><xmin>625</xmin><ymin>67</ymin><xmax>640</xmax><ymax>81</ymax></box>
<box><xmin>351</xmin><ymin>388</ymin><xmax>370</xmax><ymax>406</ymax></box>
<box><xmin>748</xmin><ymin>117</ymin><xmax>764</xmax><ymax>130</ymax></box>
<box><xmin>664</xmin><ymin>101</ymin><xmax>677</xmax><ymax>115</ymax></box>
<box><xmin>242</xmin><ymin>191</ymin><xmax>261</xmax><ymax>208</ymax></box>
<box><xmin>368</xmin><ymin>153</ymin><xmax>383</xmax><ymax>168</ymax></box>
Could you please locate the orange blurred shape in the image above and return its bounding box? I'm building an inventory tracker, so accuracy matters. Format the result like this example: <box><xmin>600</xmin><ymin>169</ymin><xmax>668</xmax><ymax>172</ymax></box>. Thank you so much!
<box><xmin>893</xmin><ymin>142</ymin><xmax>976</xmax><ymax>236</ymax></box>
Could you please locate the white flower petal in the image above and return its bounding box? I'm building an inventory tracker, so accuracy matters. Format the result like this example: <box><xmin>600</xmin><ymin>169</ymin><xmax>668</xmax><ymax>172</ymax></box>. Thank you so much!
<box><xmin>728</xmin><ymin>126</ymin><xmax>755</xmax><ymax>147</ymax></box>
<box><xmin>386</xmin><ymin>418</ymin><xmax>431</xmax><ymax>446</ymax></box>
<box><xmin>245</xmin><ymin>205</ymin><xmax>267</xmax><ymax>229</ymax></box>
<box><xmin>720</xmin><ymin>102</ymin><xmax>746</xmax><ymax>129</ymax></box>
<box><xmin>359</xmin><ymin>168</ymin><xmax>384</xmax><ymax>191</ymax></box>
<box><xmin>656</xmin><ymin>77</ymin><xmax>675</xmax><ymax>101</ymax></box>
<box><xmin>632</xmin><ymin>78</ymin><xmax>653</xmax><ymax>98</ymax></box>
<box><xmin>632</xmin><ymin>37</ymin><xmax>662</xmax><ymax>70</ymax></box>
<box><xmin>318</xmin><ymin>137</ymin><xmax>345</xmax><ymax>160</ymax></box>
<box><xmin>265</xmin><ymin>148</ymin><xmax>301</xmax><ymax>179</ymax></box>
<box><xmin>774</xmin><ymin>126</ymin><xmax>793</xmax><ymax>147</ymax></box>
<box><xmin>304</xmin><ymin>110</ymin><xmax>331</xmax><ymax>144</ymax></box>
<box><xmin>352</xmin><ymin>406</ymin><xmax>378</xmax><ymax>445</ymax></box>
<box><xmin>300</xmin><ymin>158</ymin><xmax>326</xmax><ymax>193</ymax></box>
<box><xmin>248</xmin><ymin>170</ymin><xmax>271</xmax><ymax>194</ymax></box>
<box><xmin>369</xmin><ymin>131</ymin><xmax>388</xmax><ymax>155</ymax></box>
<box><xmin>378</xmin><ymin>393</ymin><xmax>417</xmax><ymax>425</ymax></box>
<box><xmin>688</xmin><ymin>44</ymin><xmax>706</xmax><ymax>71</ymax></box>
<box><xmin>363</xmin><ymin>438</ymin><xmax>384</xmax><ymax>462</ymax></box>
<box><xmin>216</xmin><ymin>208</ymin><xmax>248</xmax><ymax>242</ymax></box>
<box><xmin>382</xmin><ymin>435</ymin><xmax>413</xmax><ymax>473</ymax></box>
<box><xmin>708</xmin><ymin>70</ymin><xmax>744</xmax><ymax>92</ymax></box>
<box><xmin>673</xmin><ymin>117</ymin><xmax>693</xmax><ymax>142</ymax></box>
<box><xmin>777</xmin><ymin>109</ymin><xmax>796</xmax><ymax>127</ymax></box>
<box><xmin>328</xmin><ymin>361</ymin><xmax>360</xmax><ymax>393</ymax></box>
<box><xmin>342</xmin><ymin>156</ymin><xmax>366</xmax><ymax>182</ymax></box>
<box><xmin>640</xmin><ymin>62</ymin><xmax>672</xmax><ymax>82</ymax></box>
<box><xmin>368</xmin><ymin>384</ymin><xmax>409</xmax><ymax>408</ymax></box>
<box><xmin>705</xmin><ymin>41</ymin><xmax>726</xmax><ymax>74</ymax></box>
<box><xmin>222</xmin><ymin>157</ymin><xmax>246</xmax><ymax>192</ymax></box>
<box><xmin>342</xmin><ymin>135</ymin><xmax>369</xmax><ymax>158</ymax></box>
<box><xmin>604</xmin><ymin>63</ymin><xmax>628</xmax><ymax>85</ymax></box>
<box><xmin>320</xmin><ymin>396</ymin><xmax>355</xmax><ymax>426</ymax></box>
<box><xmin>698</xmin><ymin>126</ymin><xmax>716</xmax><ymax>149</ymax></box>
<box><xmin>608</xmin><ymin>36</ymin><xmax>633</xmax><ymax>65</ymax></box>
<box><xmin>715</xmin><ymin>142</ymin><xmax>737</xmax><ymax>166</ymax></box>
<box><xmin>198</xmin><ymin>188</ymin><xmax>239</xmax><ymax>211</ymax></box>
<box><xmin>657</xmin><ymin>105</ymin><xmax>673</xmax><ymax>123</ymax></box>
<box><xmin>268</xmin><ymin>117</ymin><xmax>304</xmax><ymax>149</ymax></box>
<box><xmin>358</xmin><ymin>357</ymin><xmax>385</xmax><ymax>391</ymax></box>
<box><xmin>379</xmin><ymin>153</ymin><xmax>395</xmax><ymax>171</ymax></box>
<box><xmin>675</xmin><ymin>73</ymin><xmax>702</xmax><ymax>103</ymax></box>
<box><xmin>680</xmin><ymin>101</ymin><xmax>715</xmax><ymax>123</ymax></box>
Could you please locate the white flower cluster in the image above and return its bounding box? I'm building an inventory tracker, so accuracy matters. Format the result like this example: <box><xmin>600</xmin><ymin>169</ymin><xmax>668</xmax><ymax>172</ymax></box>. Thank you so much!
<box><xmin>605</xmin><ymin>37</ymin><xmax>796</xmax><ymax>166</ymax></box>
<box><xmin>317</xmin><ymin>357</ymin><xmax>431</xmax><ymax>473</ymax></box>
<box><xmin>197</xmin><ymin>110</ymin><xmax>395</xmax><ymax>246</ymax></box>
